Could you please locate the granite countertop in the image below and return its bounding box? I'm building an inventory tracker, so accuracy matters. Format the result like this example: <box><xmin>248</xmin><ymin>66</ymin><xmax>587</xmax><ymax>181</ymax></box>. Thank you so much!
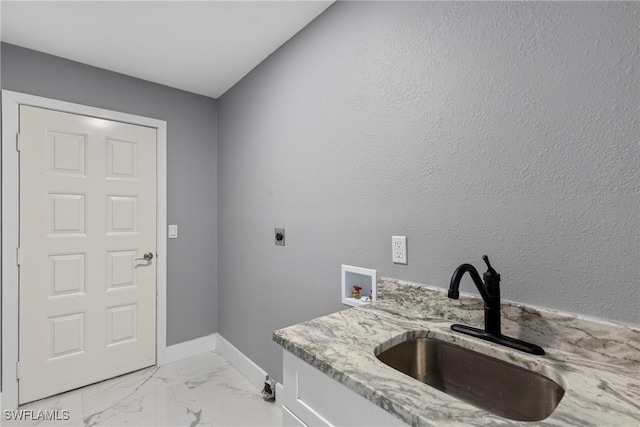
<box><xmin>273</xmin><ymin>278</ymin><xmax>640</xmax><ymax>426</ymax></box>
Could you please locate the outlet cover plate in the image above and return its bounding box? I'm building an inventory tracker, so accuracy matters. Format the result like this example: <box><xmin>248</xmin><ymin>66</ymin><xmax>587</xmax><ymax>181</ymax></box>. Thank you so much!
<box><xmin>392</xmin><ymin>236</ymin><xmax>407</xmax><ymax>264</ymax></box>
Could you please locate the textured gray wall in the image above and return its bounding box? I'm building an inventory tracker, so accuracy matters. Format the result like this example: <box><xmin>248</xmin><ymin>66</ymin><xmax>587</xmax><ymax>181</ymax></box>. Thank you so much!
<box><xmin>218</xmin><ymin>1</ymin><xmax>639</xmax><ymax>382</ymax></box>
<box><xmin>0</xmin><ymin>29</ymin><xmax>3</xmax><ymax>388</ymax></box>
<box><xmin>1</xmin><ymin>43</ymin><xmax>219</xmax><ymax>346</ymax></box>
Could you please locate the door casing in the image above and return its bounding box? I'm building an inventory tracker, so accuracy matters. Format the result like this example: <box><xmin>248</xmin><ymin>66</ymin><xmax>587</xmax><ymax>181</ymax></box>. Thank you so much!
<box><xmin>1</xmin><ymin>90</ymin><xmax>168</xmax><ymax>410</ymax></box>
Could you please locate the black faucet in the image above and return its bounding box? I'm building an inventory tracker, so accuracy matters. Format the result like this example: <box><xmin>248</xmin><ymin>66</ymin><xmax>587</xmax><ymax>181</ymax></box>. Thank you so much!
<box><xmin>448</xmin><ymin>256</ymin><xmax>545</xmax><ymax>355</ymax></box>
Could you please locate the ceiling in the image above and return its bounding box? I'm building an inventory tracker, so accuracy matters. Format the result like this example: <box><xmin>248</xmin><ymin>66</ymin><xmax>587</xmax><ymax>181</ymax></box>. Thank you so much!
<box><xmin>1</xmin><ymin>1</ymin><xmax>334</xmax><ymax>98</ymax></box>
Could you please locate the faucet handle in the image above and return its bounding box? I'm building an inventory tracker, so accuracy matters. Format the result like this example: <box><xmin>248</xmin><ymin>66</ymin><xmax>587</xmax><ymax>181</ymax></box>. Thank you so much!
<box><xmin>482</xmin><ymin>255</ymin><xmax>498</xmax><ymax>276</ymax></box>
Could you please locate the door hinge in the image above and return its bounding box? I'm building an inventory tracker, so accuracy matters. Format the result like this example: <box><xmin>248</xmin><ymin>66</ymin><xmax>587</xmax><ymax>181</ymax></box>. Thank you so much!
<box><xmin>16</xmin><ymin>247</ymin><xmax>22</xmax><ymax>266</ymax></box>
<box><xmin>16</xmin><ymin>133</ymin><xmax>22</xmax><ymax>152</ymax></box>
<box><xmin>16</xmin><ymin>361</ymin><xmax>20</xmax><ymax>380</ymax></box>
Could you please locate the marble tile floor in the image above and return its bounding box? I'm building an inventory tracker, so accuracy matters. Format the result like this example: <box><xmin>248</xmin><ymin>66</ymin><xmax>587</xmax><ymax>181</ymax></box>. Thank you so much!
<box><xmin>4</xmin><ymin>351</ymin><xmax>282</xmax><ymax>427</ymax></box>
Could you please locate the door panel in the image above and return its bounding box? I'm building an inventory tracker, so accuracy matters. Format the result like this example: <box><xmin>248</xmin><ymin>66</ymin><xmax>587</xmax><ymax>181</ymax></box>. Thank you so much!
<box><xmin>19</xmin><ymin>106</ymin><xmax>157</xmax><ymax>404</ymax></box>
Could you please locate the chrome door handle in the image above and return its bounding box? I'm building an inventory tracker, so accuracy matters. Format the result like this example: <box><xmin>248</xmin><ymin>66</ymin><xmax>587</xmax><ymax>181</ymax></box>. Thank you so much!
<box><xmin>136</xmin><ymin>252</ymin><xmax>154</xmax><ymax>261</ymax></box>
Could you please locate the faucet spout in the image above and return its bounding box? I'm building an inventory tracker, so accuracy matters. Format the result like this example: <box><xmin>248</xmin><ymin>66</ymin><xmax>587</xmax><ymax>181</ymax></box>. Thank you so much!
<box><xmin>448</xmin><ymin>264</ymin><xmax>490</xmax><ymax>303</ymax></box>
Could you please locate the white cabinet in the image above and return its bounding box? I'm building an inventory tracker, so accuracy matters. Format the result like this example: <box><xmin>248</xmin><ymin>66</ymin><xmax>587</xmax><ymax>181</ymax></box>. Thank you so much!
<box><xmin>281</xmin><ymin>350</ymin><xmax>406</xmax><ymax>426</ymax></box>
<box><xmin>282</xmin><ymin>404</ymin><xmax>308</xmax><ymax>427</ymax></box>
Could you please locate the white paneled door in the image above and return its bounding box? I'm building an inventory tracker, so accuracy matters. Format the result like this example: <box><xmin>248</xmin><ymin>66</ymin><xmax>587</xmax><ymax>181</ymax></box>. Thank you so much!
<box><xmin>18</xmin><ymin>106</ymin><xmax>157</xmax><ymax>404</ymax></box>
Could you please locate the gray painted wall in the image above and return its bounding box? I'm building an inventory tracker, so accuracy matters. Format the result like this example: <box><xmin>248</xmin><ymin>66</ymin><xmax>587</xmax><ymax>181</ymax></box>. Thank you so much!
<box><xmin>218</xmin><ymin>1</ymin><xmax>639</xmax><ymax>382</ymax></box>
<box><xmin>1</xmin><ymin>43</ymin><xmax>219</xmax><ymax>347</ymax></box>
<box><xmin>0</xmin><ymin>32</ymin><xmax>3</xmax><ymax>388</ymax></box>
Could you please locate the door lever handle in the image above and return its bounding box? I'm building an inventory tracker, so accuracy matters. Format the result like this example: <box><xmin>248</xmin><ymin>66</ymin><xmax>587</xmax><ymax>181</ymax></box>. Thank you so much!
<box><xmin>136</xmin><ymin>252</ymin><xmax>154</xmax><ymax>261</ymax></box>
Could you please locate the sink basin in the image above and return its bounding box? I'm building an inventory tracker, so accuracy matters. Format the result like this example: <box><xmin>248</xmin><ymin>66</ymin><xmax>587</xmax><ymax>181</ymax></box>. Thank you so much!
<box><xmin>375</xmin><ymin>336</ymin><xmax>565</xmax><ymax>421</ymax></box>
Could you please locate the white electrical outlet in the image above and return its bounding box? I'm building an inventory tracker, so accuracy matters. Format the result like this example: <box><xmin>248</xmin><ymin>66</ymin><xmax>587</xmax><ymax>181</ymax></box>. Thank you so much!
<box><xmin>392</xmin><ymin>236</ymin><xmax>407</xmax><ymax>264</ymax></box>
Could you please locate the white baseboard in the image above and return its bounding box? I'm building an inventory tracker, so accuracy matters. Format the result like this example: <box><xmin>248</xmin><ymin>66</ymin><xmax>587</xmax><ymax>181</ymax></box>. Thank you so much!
<box><xmin>163</xmin><ymin>333</ymin><xmax>216</xmax><ymax>365</ymax></box>
<box><xmin>214</xmin><ymin>333</ymin><xmax>268</xmax><ymax>390</ymax></box>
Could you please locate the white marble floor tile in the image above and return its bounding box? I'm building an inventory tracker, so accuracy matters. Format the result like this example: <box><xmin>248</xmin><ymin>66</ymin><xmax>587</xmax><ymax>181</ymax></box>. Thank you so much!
<box><xmin>3</xmin><ymin>388</ymin><xmax>84</xmax><ymax>427</ymax></box>
<box><xmin>185</xmin><ymin>374</ymin><xmax>282</xmax><ymax>426</ymax></box>
<box><xmin>5</xmin><ymin>350</ymin><xmax>282</xmax><ymax>427</ymax></box>
<box><xmin>81</xmin><ymin>366</ymin><xmax>162</xmax><ymax>417</ymax></box>
<box><xmin>83</xmin><ymin>382</ymin><xmax>195</xmax><ymax>427</ymax></box>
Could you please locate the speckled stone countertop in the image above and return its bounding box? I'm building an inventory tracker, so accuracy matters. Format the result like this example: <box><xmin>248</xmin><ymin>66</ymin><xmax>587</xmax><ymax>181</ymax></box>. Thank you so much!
<box><xmin>273</xmin><ymin>278</ymin><xmax>640</xmax><ymax>426</ymax></box>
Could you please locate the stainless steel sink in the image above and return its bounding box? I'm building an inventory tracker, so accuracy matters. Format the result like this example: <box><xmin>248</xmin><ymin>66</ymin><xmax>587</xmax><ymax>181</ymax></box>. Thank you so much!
<box><xmin>375</xmin><ymin>336</ymin><xmax>565</xmax><ymax>421</ymax></box>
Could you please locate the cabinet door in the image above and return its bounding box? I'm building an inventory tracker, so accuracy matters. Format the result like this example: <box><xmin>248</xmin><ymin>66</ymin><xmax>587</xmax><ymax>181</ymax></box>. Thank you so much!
<box><xmin>283</xmin><ymin>405</ymin><xmax>308</xmax><ymax>427</ymax></box>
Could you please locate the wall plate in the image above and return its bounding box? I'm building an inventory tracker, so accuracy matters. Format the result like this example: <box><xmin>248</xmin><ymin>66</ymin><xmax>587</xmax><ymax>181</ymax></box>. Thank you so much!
<box><xmin>275</xmin><ymin>228</ymin><xmax>285</xmax><ymax>246</ymax></box>
<box><xmin>392</xmin><ymin>236</ymin><xmax>407</xmax><ymax>264</ymax></box>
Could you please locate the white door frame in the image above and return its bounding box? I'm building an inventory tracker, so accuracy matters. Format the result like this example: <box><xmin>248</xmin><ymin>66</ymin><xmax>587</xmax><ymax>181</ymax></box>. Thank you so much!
<box><xmin>1</xmin><ymin>90</ymin><xmax>168</xmax><ymax>410</ymax></box>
